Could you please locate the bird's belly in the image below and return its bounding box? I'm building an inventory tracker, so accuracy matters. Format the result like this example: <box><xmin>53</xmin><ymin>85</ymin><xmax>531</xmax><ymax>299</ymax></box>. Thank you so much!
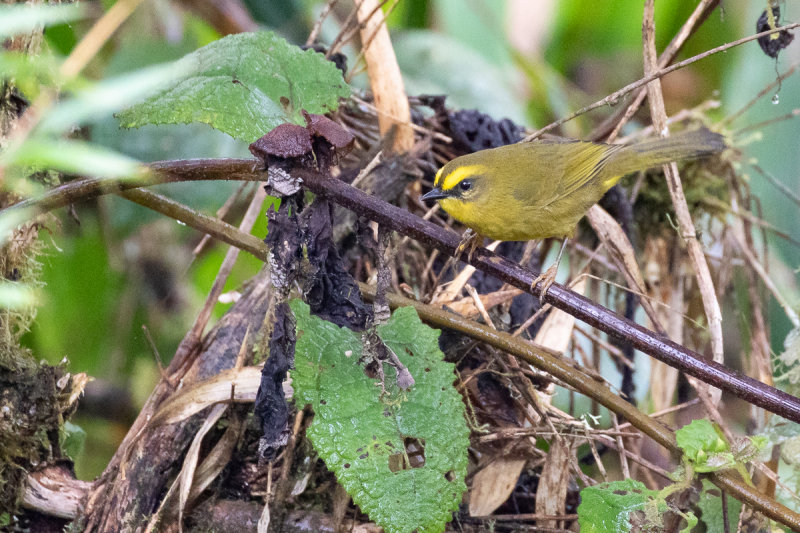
<box><xmin>467</xmin><ymin>202</ymin><xmax>583</xmax><ymax>241</ymax></box>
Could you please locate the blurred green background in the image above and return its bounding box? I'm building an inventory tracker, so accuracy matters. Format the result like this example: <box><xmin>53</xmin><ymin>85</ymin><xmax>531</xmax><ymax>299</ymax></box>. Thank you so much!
<box><xmin>18</xmin><ymin>0</ymin><xmax>799</xmax><ymax>479</ymax></box>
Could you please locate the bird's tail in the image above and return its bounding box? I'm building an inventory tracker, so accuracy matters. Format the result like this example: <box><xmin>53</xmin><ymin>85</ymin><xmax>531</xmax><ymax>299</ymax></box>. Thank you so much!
<box><xmin>605</xmin><ymin>127</ymin><xmax>726</xmax><ymax>178</ymax></box>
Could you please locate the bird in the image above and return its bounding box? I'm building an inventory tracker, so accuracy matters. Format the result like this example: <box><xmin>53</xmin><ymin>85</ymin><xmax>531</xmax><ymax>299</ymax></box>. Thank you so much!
<box><xmin>421</xmin><ymin>127</ymin><xmax>726</xmax><ymax>299</ymax></box>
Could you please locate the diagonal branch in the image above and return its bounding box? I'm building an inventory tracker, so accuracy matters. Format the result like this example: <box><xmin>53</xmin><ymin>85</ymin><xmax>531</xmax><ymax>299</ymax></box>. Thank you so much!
<box><xmin>3</xmin><ymin>159</ymin><xmax>799</xmax><ymax>426</ymax></box>
<box><xmin>15</xmin><ymin>164</ymin><xmax>800</xmax><ymax>530</ymax></box>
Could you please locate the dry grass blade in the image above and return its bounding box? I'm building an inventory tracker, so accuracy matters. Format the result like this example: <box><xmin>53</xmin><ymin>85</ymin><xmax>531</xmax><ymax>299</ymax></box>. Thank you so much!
<box><xmin>188</xmin><ymin>412</ymin><xmax>246</xmax><ymax>501</ymax></box>
<box><xmin>148</xmin><ymin>365</ymin><xmax>268</xmax><ymax>427</ymax></box>
<box><xmin>177</xmin><ymin>402</ymin><xmax>229</xmax><ymax>531</ymax></box>
<box><xmin>142</xmin><ymin>402</ymin><xmax>228</xmax><ymax>533</ymax></box>
<box><xmin>586</xmin><ymin>205</ymin><xmax>665</xmax><ymax>333</ymax></box>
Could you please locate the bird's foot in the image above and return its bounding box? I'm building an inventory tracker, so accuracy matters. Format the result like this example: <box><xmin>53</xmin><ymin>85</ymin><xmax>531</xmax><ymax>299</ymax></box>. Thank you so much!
<box><xmin>531</xmin><ymin>263</ymin><xmax>558</xmax><ymax>304</ymax></box>
<box><xmin>455</xmin><ymin>228</ymin><xmax>482</xmax><ymax>262</ymax></box>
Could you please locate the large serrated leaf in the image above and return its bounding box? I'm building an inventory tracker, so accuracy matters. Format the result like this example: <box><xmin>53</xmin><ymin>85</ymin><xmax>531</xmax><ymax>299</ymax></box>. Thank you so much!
<box><xmin>116</xmin><ymin>31</ymin><xmax>350</xmax><ymax>142</ymax></box>
<box><xmin>290</xmin><ymin>300</ymin><xmax>469</xmax><ymax>533</ymax></box>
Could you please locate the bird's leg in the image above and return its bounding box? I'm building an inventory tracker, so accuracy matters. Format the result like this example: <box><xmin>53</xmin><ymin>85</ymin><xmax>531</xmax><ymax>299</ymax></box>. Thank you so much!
<box><xmin>531</xmin><ymin>239</ymin><xmax>568</xmax><ymax>303</ymax></box>
<box><xmin>455</xmin><ymin>228</ymin><xmax>482</xmax><ymax>262</ymax></box>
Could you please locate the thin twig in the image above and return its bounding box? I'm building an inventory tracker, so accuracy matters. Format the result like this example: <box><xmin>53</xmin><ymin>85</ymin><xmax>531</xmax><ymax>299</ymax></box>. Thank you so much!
<box><xmin>523</xmin><ymin>20</ymin><xmax>800</xmax><ymax>141</ymax></box>
<box><xmin>642</xmin><ymin>0</ymin><xmax>724</xmax><ymax>404</ymax></box>
<box><xmin>721</xmin><ymin>61</ymin><xmax>800</xmax><ymax>127</ymax></box>
<box><xmin>731</xmin><ymin>231</ymin><xmax>800</xmax><ymax>328</ymax></box>
<box><xmin>750</xmin><ymin>162</ymin><xmax>800</xmax><ymax>209</ymax></box>
<box><xmin>733</xmin><ymin>108</ymin><xmax>800</xmax><ymax>135</ymax></box>
<box><xmin>604</xmin><ymin>0</ymin><xmax>719</xmax><ymax>142</ymax></box>
<box><xmin>305</xmin><ymin>0</ymin><xmax>339</xmax><ymax>47</ymax></box>
<box><xmin>192</xmin><ymin>181</ymin><xmax>253</xmax><ymax>257</ymax></box>
<box><xmin>118</xmin><ymin>188</ymin><xmax>267</xmax><ymax>261</ymax></box>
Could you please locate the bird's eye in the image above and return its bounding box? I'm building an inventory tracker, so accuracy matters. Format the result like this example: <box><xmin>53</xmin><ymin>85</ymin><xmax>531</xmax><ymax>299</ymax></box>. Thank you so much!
<box><xmin>459</xmin><ymin>180</ymin><xmax>472</xmax><ymax>191</ymax></box>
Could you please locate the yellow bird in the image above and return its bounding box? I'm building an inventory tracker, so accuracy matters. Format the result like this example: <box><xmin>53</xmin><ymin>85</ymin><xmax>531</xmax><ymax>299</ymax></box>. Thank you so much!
<box><xmin>421</xmin><ymin>128</ymin><xmax>725</xmax><ymax>295</ymax></box>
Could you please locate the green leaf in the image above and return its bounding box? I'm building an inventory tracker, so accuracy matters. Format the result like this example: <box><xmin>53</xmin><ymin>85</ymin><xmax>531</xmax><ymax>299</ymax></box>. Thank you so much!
<box><xmin>0</xmin><ymin>3</ymin><xmax>86</xmax><ymax>39</ymax></box>
<box><xmin>696</xmin><ymin>479</ymin><xmax>742</xmax><ymax>533</ymax></box>
<box><xmin>5</xmin><ymin>138</ymin><xmax>142</xmax><ymax>179</ymax></box>
<box><xmin>290</xmin><ymin>300</ymin><xmax>469</xmax><ymax>533</ymax></box>
<box><xmin>676</xmin><ymin>419</ymin><xmax>734</xmax><ymax>472</ymax></box>
<box><xmin>0</xmin><ymin>51</ymin><xmax>75</xmax><ymax>100</ymax></box>
<box><xmin>38</xmin><ymin>62</ymin><xmax>191</xmax><ymax>134</ymax></box>
<box><xmin>60</xmin><ymin>421</ymin><xmax>87</xmax><ymax>460</ymax></box>
<box><xmin>116</xmin><ymin>31</ymin><xmax>351</xmax><ymax>142</ymax></box>
<box><xmin>578</xmin><ymin>479</ymin><xmax>665</xmax><ymax>533</ymax></box>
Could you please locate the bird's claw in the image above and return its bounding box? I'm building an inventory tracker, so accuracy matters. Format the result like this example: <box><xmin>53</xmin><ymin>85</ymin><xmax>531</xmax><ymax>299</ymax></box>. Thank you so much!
<box><xmin>531</xmin><ymin>264</ymin><xmax>558</xmax><ymax>304</ymax></box>
<box><xmin>455</xmin><ymin>229</ymin><xmax>481</xmax><ymax>262</ymax></box>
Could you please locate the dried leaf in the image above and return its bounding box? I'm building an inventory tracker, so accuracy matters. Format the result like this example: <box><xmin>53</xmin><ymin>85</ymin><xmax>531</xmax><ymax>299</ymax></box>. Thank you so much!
<box><xmin>757</xmin><ymin>7</ymin><xmax>794</xmax><ymax>58</ymax></box>
<box><xmin>468</xmin><ymin>458</ymin><xmax>527</xmax><ymax>517</ymax></box>
<box><xmin>535</xmin><ymin>437</ymin><xmax>575</xmax><ymax>529</ymax></box>
<box><xmin>149</xmin><ymin>366</ymin><xmax>266</xmax><ymax>426</ymax></box>
<box><xmin>255</xmin><ymin>302</ymin><xmax>296</xmax><ymax>459</ymax></box>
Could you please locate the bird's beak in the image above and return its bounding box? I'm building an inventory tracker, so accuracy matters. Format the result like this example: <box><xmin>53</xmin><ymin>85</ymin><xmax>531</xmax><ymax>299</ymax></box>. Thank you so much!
<box><xmin>421</xmin><ymin>187</ymin><xmax>448</xmax><ymax>201</ymax></box>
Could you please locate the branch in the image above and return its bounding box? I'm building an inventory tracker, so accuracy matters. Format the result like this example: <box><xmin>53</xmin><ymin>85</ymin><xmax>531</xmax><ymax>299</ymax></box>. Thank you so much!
<box><xmin>4</xmin><ymin>159</ymin><xmax>799</xmax><ymax>426</ymax></box>
<box><xmin>524</xmin><ymin>20</ymin><xmax>800</xmax><ymax>141</ymax></box>
<box><xmin>291</xmin><ymin>166</ymin><xmax>800</xmax><ymax>424</ymax></box>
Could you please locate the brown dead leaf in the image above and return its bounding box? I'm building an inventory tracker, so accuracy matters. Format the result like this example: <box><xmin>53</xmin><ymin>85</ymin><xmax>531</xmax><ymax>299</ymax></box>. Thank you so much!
<box><xmin>150</xmin><ymin>366</ymin><xmax>290</xmax><ymax>427</ymax></box>
<box><xmin>534</xmin><ymin>437</ymin><xmax>576</xmax><ymax>530</ymax></box>
<box><xmin>468</xmin><ymin>458</ymin><xmax>528</xmax><ymax>517</ymax></box>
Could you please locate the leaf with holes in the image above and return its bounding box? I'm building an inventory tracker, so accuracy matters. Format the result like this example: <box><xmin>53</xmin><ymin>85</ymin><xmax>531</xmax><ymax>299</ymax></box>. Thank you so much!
<box><xmin>116</xmin><ymin>31</ymin><xmax>350</xmax><ymax>142</ymax></box>
<box><xmin>290</xmin><ymin>300</ymin><xmax>469</xmax><ymax>533</ymax></box>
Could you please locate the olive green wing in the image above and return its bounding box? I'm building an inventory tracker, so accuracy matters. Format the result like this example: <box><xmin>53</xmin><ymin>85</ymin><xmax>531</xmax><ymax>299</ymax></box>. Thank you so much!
<box><xmin>539</xmin><ymin>141</ymin><xmax>623</xmax><ymax>207</ymax></box>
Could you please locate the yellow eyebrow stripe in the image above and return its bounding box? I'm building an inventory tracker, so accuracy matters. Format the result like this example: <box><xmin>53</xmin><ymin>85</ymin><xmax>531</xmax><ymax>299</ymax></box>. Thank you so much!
<box><xmin>438</xmin><ymin>164</ymin><xmax>488</xmax><ymax>191</ymax></box>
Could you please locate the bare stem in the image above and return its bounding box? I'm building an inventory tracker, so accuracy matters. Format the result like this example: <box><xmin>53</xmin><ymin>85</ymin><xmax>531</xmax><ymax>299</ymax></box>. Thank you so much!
<box><xmin>524</xmin><ymin>20</ymin><xmax>800</xmax><ymax>141</ymax></box>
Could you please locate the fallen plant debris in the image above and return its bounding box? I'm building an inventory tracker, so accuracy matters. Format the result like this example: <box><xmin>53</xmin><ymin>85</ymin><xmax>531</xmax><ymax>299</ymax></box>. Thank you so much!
<box><xmin>252</xmin><ymin>116</ymin><xmax>415</xmax><ymax>460</ymax></box>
